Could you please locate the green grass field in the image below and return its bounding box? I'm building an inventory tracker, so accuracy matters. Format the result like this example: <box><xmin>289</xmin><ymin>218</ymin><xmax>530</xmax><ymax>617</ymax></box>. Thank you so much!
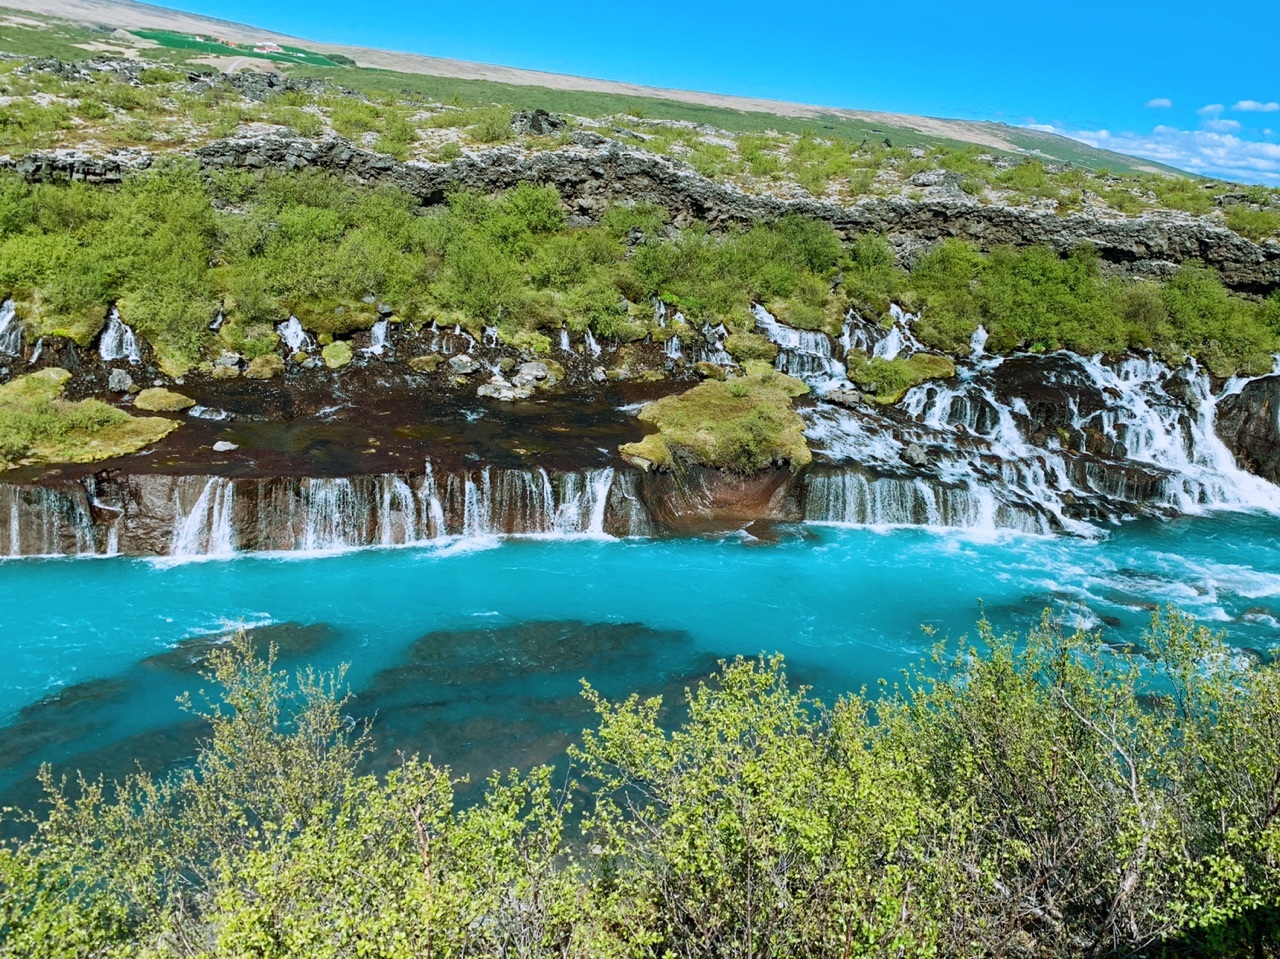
<box><xmin>130</xmin><ymin>29</ymin><xmax>344</xmax><ymax>67</ymax></box>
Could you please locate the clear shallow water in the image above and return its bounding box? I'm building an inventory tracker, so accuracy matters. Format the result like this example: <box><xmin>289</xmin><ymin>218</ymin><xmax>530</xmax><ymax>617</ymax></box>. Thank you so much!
<box><xmin>3</xmin><ymin>515</ymin><xmax>1280</xmax><ymax>807</ymax></box>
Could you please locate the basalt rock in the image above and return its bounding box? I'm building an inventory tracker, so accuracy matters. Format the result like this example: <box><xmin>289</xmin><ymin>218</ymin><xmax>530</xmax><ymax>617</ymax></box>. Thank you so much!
<box><xmin>4</xmin><ymin>135</ymin><xmax>1278</xmax><ymax>296</ymax></box>
<box><xmin>1218</xmin><ymin>375</ymin><xmax>1280</xmax><ymax>482</ymax></box>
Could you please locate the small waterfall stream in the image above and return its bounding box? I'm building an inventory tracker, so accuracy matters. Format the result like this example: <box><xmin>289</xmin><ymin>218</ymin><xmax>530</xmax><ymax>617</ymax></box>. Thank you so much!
<box><xmin>98</xmin><ymin>308</ymin><xmax>141</xmax><ymax>365</ymax></box>
<box><xmin>0</xmin><ymin>299</ymin><xmax>22</xmax><ymax>357</ymax></box>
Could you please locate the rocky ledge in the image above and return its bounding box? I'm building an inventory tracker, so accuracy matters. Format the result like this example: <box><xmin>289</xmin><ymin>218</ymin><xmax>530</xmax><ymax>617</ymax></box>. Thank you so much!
<box><xmin>4</xmin><ymin>134</ymin><xmax>1278</xmax><ymax>296</ymax></box>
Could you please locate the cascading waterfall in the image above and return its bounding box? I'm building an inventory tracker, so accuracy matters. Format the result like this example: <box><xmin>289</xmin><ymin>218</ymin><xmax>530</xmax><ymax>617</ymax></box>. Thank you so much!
<box><xmin>98</xmin><ymin>308</ymin><xmax>141</xmax><ymax>365</ymax></box>
<box><xmin>559</xmin><ymin>327</ymin><xmax>572</xmax><ymax>353</ymax></box>
<box><xmin>0</xmin><ymin>484</ymin><xmax>100</xmax><ymax>557</ymax></box>
<box><xmin>170</xmin><ymin>477</ymin><xmax>236</xmax><ymax>557</ymax></box>
<box><xmin>698</xmin><ymin>323</ymin><xmax>734</xmax><ymax>365</ymax></box>
<box><xmin>751</xmin><ymin>304</ymin><xmax>843</xmax><ymax>379</ymax></box>
<box><xmin>366</xmin><ymin>318</ymin><xmax>391</xmax><ymax>355</ymax></box>
<box><xmin>276</xmin><ymin>316</ymin><xmax>312</xmax><ymax>354</ymax></box>
<box><xmin>584</xmin><ymin>329</ymin><xmax>602</xmax><ymax>358</ymax></box>
<box><xmin>0</xmin><ymin>299</ymin><xmax>22</xmax><ymax>357</ymax></box>
<box><xmin>747</xmin><ymin>298</ymin><xmax>1280</xmax><ymax>534</ymax></box>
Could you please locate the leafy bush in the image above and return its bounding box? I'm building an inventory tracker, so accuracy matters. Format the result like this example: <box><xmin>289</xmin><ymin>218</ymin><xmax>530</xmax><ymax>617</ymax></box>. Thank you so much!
<box><xmin>4</xmin><ymin>611</ymin><xmax>1280</xmax><ymax>957</ymax></box>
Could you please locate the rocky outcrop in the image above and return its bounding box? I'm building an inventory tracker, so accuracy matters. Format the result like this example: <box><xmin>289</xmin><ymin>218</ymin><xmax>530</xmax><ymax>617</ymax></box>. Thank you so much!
<box><xmin>4</xmin><ymin>135</ymin><xmax>1278</xmax><ymax>296</ymax></box>
<box><xmin>1218</xmin><ymin>375</ymin><xmax>1280</xmax><ymax>482</ymax></box>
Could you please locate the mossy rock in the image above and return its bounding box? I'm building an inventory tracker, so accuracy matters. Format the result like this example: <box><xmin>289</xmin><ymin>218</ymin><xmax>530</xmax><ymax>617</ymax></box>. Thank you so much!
<box><xmin>245</xmin><ymin>354</ymin><xmax>285</xmax><ymax>380</ymax></box>
<box><xmin>0</xmin><ymin>369</ymin><xmax>178</xmax><ymax>469</ymax></box>
<box><xmin>322</xmin><ymin>341</ymin><xmax>354</xmax><ymax>369</ymax></box>
<box><xmin>619</xmin><ymin>367</ymin><xmax>811</xmax><ymax>474</ymax></box>
<box><xmin>847</xmin><ymin>351</ymin><xmax>956</xmax><ymax>404</ymax></box>
<box><xmin>133</xmin><ymin>387</ymin><xmax>195</xmax><ymax>412</ymax></box>
<box><xmin>725</xmin><ymin>331</ymin><xmax>779</xmax><ymax>363</ymax></box>
<box><xmin>694</xmin><ymin>362</ymin><xmax>728</xmax><ymax>381</ymax></box>
<box><xmin>409</xmin><ymin>354</ymin><xmax>444</xmax><ymax>373</ymax></box>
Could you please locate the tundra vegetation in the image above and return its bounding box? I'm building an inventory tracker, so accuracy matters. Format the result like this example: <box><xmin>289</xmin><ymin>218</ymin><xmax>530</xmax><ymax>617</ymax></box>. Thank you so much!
<box><xmin>0</xmin><ymin>368</ymin><xmax>175</xmax><ymax>467</ymax></box>
<box><xmin>620</xmin><ymin>364</ymin><xmax>811</xmax><ymax>472</ymax></box>
<box><xmin>1</xmin><ymin>167</ymin><xmax>1279</xmax><ymax>380</ymax></box>
<box><xmin>2</xmin><ymin>609</ymin><xmax>1279</xmax><ymax>957</ymax></box>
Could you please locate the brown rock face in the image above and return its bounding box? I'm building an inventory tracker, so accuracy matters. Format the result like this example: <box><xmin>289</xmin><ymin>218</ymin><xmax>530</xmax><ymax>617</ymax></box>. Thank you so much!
<box><xmin>634</xmin><ymin>458</ymin><xmax>804</xmax><ymax>534</ymax></box>
<box><xmin>1217</xmin><ymin>375</ymin><xmax>1280</xmax><ymax>482</ymax></box>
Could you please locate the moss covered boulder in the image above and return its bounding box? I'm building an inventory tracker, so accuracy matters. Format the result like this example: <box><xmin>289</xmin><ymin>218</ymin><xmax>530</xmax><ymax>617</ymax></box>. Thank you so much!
<box><xmin>322</xmin><ymin>341</ymin><xmax>354</xmax><ymax>369</ymax></box>
<box><xmin>620</xmin><ymin>364</ymin><xmax>811</xmax><ymax>473</ymax></box>
<box><xmin>0</xmin><ymin>369</ymin><xmax>177</xmax><ymax>469</ymax></box>
<box><xmin>134</xmin><ymin>387</ymin><xmax>196</xmax><ymax>412</ymax></box>
<box><xmin>847</xmin><ymin>352</ymin><xmax>956</xmax><ymax>404</ymax></box>
<box><xmin>245</xmin><ymin>354</ymin><xmax>286</xmax><ymax>380</ymax></box>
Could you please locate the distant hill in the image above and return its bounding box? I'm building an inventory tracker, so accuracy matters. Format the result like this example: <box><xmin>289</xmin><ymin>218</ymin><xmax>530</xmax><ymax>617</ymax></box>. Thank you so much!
<box><xmin>3</xmin><ymin>0</ymin><xmax>1184</xmax><ymax>176</ymax></box>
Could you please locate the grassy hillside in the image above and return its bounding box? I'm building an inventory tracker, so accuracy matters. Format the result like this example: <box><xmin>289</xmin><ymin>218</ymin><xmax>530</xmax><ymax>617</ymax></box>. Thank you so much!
<box><xmin>0</xmin><ymin>3</ymin><xmax>1181</xmax><ymax>176</ymax></box>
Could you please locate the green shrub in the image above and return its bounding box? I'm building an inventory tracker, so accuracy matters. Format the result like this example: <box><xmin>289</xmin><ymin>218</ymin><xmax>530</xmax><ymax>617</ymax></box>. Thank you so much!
<box><xmin>1224</xmin><ymin>204</ymin><xmax>1280</xmax><ymax>241</ymax></box>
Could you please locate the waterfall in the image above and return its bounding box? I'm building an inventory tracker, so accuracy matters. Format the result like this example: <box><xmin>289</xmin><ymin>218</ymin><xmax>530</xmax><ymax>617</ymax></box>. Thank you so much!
<box><xmin>664</xmin><ymin>336</ymin><xmax>683</xmax><ymax>361</ymax></box>
<box><xmin>584</xmin><ymin>329</ymin><xmax>602</xmax><ymax>358</ymax></box>
<box><xmin>482</xmin><ymin>324</ymin><xmax>499</xmax><ymax>348</ymax></box>
<box><xmin>751</xmin><ymin>304</ymin><xmax>843</xmax><ymax>379</ymax></box>
<box><xmin>698</xmin><ymin>323</ymin><xmax>734</xmax><ymax>366</ymax></box>
<box><xmin>170</xmin><ymin>478</ymin><xmax>236</xmax><ymax>558</ymax></box>
<box><xmin>366</xmin><ymin>318</ymin><xmax>391</xmax><ymax>355</ymax></box>
<box><xmin>802</xmin><ymin>344</ymin><xmax>1280</xmax><ymax>536</ymax></box>
<box><xmin>276</xmin><ymin>316</ymin><xmax>313</xmax><ymax>354</ymax></box>
<box><xmin>655</xmin><ymin>299</ymin><xmax>668</xmax><ymax>328</ymax></box>
<box><xmin>0</xmin><ymin>483</ymin><xmax>99</xmax><ymax>557</ymax></box>
<box><xmin>0</xmin><ymin>299</ymin><xmax>22</xmax><ymax>357</ymax></box>
<box><xmin>559</xmin><ymin>327</ymin><xmax>572</xmax><ymax>353</ymax></box>
<box><xmin>98</xmin><ymin>308</ymin><xmax>141</xmax><ymax>365</ymax></box>
<box><xmin>969</xmin><ymin>325</ymin><xmax>989</xmax><ymax>357</ymax></box>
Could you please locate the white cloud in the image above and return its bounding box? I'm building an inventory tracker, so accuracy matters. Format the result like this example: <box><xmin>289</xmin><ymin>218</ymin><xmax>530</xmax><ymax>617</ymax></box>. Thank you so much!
<box><xmin>1026</xmin><ymin>121</ymin><xmax>1280</xmax><ymax>185</ymax></box>
<box><xmin>1025</xmin><ymin>123</ymin><xmax>1057</xmax><ymax>132</ymax></box>
<box><xmin>1197</xmin><ymin>103</ymin><xmax>1225</xmax><ymax>117</ymax></box>
<box><xmin>1206</xmin><ymin>118</ymin><xmax>1243</xmax><ymax>132</ymax></box>
<box><xmin>1233</xmin><ymin>100</ymin><xmax>1280</xmax><ymax>112</ymax></box>
<box><xmin>1145</xmin><ymin>98</ymin><xmax>1173</xmax><ymax>108</ymax></box>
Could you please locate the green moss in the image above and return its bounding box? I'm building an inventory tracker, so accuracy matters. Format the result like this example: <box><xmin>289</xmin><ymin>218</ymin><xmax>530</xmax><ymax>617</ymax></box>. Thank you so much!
<box><xmin>0</xmin><ymin>369</ymin><xmax>177</xmax><ymax>467</ymax></box>
<box><xmin>321</xmin><ymin>341</ymin><xmax>353</xmax><ymax>369</ymax></box>
<box><xmin>133</xmin><ymin>387</ymin><xmax>195</xmax><ymax>412</ymax></box>
<box><xmin>244</xmin><ymin>354</ymin><xmax>285</xmax><ymax>380</ymax></box>
<box><xmin>619</xmin><ymin>367</ymin><xmax>811</xmax><ymax>473</ymax></box>
<box><xmin>724</xmin><ymin>332</ymin><xmax>778</xmax><ymax>362</ymax></box>
<box><xmin>847</xmin><ymin>352</ymin><xmax>956</xmax><ymax>404</ymax></box>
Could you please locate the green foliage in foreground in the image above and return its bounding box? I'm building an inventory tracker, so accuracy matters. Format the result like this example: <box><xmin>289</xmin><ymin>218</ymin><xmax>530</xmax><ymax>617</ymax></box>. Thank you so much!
<box><xmin>1</xmin><ymin>164</ymin><xmax>1278</xmax><ymax>376</ymax></box>
<box><xmin>0</xmin><ymin>368</ymin><xmax>176</xmax><ymax>467</ymax></box>
<box><xmin>3</xmin><ymin>610</ymin><xmax>1279</xmax><ymax>957</ymax></box>
<box><xmin>620</xmin><ymin>364</ymin><xmax>811</xmax><ymax>473</ymax></box>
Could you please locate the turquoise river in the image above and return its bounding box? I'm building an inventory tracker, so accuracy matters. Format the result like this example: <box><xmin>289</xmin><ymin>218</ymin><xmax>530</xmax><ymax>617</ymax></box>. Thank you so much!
<box><xmin>3</xmin><ymin>513</ymin><xmax>1280</xmax><ymax>809</ymax></box>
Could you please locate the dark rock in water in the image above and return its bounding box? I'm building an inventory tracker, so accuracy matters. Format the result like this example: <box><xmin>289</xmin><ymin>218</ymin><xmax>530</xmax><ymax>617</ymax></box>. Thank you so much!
<box><xmin>141</xmin><ymin>621</ymin><xmax>341</xmax><ymax>673</ymax></box>
<box><xmin>0</xmin><ymin>676</ymin><xmax>133</xmax><ymax>769</ymax></box>
<box><xmin>1217</xmin><ymin>375</ymin><xmax>1280</xmax><ymax>482</ymax></box>
<box><xmin>354</xmin><ymin>620</ymin><xmax>717</xmax><ymax>784</ymax></box>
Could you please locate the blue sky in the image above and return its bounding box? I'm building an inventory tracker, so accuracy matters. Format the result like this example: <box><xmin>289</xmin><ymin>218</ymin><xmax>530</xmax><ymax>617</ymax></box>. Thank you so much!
<box><xmin>167</xmin><ymin>0</ymin><xmax>1280</xmax><ymax>183</ymax></box>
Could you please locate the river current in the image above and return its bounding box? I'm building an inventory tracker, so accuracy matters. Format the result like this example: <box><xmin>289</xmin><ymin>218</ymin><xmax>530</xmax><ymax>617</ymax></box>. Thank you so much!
<box><xmin>3</xmin><ymin>513</ymin><xmax>1280</xmax><ymax>808</ymax></box>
